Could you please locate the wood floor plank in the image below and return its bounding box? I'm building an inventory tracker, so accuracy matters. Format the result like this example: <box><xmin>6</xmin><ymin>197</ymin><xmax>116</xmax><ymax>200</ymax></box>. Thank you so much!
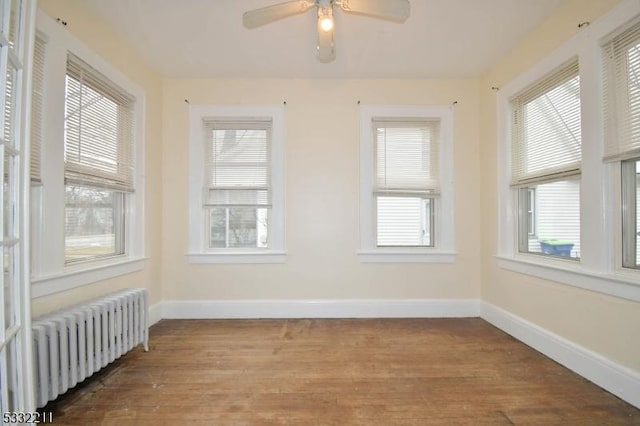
<box><xmin>42</xmin><ymin>318</ymin><xmax>640</xmax><ymax>425</ymax></box>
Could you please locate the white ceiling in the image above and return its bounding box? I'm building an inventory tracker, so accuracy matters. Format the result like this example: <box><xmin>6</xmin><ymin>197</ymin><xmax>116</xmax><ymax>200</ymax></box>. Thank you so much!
<box><xmin>80</xmin><ymin>0</ymin><xmax>567</xmax><ymax>79</ymax></box>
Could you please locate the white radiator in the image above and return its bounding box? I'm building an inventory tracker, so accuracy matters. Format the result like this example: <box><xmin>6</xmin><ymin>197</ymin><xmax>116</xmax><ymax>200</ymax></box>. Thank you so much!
<box><xmin>31</xmin><ymin>288</ymin><xmax>149</xmax><ymax>408</ymax></box>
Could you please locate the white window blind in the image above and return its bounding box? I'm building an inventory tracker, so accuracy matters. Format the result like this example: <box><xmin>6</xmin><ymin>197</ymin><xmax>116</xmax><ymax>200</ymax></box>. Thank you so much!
<box><xmin>203</xmin><ymin>119</ymin><xmax>271</xmax><ymax>208</ymax></box>
<box><xmin>373</xmin><ymin>119</ymin><xmax>439</xmax><ymax>247</ymax></box>
<box><xmin>30</xmin><ymin>34</ymin><xmax>45</xmax><ymax>184</ymax></box>
<box><xmin>374</xmin><ymin>119</ymin><xmax>440</xmax><ymax>194</ymax></box>
<box><xmin>64</xmin><ymin>53</ymin><xmax>135</xmax><ymax>192</ymax></box>
<box><xmin>511</xmin><ymin>59</ymin><xmax>581</xmax><ymax>186</ymax></box>
<box><xmin>603</xmin><ymin>21</ymin><xmax>640</xmax><ymax>161</ymax></box>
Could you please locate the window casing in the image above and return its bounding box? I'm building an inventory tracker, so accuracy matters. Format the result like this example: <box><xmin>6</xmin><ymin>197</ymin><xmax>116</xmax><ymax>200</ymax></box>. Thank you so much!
<box><xmin>359</xmin><ymin>106</ymin><xmax>455</xmax><ymax>263</ymax></box>
<box><xmin>511</xmin><ymin>59</ymin><xmax>581</xmax><ymax>260</ymax></box>
<box><xmin>188</xmin><ymin>106</ymin><xmax>285</xmax><ymax>263</ymax></box>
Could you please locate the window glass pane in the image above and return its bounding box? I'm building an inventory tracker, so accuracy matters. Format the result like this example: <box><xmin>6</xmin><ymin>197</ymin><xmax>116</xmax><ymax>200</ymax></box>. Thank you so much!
<box><xmin>622</xmin><ymin>159</ymin><xmax>640</xmax><ymax>269</ymax></box>
<box><xmin>376</xmin><ymin>196</ymin><xmax>432</xmax><ymax>247</ymax></box>
<box><xmin>520</xmin><ymin>180</ymin><xmax>580</xmax><ymax>259</ymax></box>
<box><xmin>208</xmin><ymin>207</ymin><xmax>268</xmax><ymax>249</ymax></box>
<box><xmin>65</xmin><ymin>185</ymin><xmax>125</xmax><ymax>263</ymax></box>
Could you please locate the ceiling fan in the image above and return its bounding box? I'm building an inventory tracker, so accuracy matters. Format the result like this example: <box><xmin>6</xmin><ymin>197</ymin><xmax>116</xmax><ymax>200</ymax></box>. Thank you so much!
<box><xmin>242</xmin><ymin>0</ymin><xmax>410</xmax><ymax>63</ymax></box>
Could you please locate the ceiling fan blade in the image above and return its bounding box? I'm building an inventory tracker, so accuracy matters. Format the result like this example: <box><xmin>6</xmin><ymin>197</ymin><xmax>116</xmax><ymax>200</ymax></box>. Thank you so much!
<box><xmin>317</xmin><ymin>22</ymin><xmax>335</xmax><ymax>63</ymax></box>
<box><xmin>337</xmin><ymin>0</ymin><xmax>410</xmax><ymax>22</ymax></box>
<box><xmin>243</xmin><ymin>0</ymin><xmax>315</xmax><ymax>29</ymax></box>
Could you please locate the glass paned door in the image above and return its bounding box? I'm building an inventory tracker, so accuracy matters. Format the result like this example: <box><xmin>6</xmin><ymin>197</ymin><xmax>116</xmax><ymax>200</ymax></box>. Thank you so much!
<box><xmin>0</xmin><ymin>0</ymin><xmax>35</xmax><ymax>412</ymax></box>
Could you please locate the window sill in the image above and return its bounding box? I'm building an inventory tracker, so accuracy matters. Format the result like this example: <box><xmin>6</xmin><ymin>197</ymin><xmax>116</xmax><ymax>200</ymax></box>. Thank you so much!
<box><xmin>357</xmin><ymin>250</ymin><xmax>456</xmax><ymax>263</ymax></box>
<box><xmin>187</xmin><ymin>251</ymin><xmax>287</xmax><ymax>264</ymax></box>
<box><xmin>32</xmin><ymin>257</ymin><xmax>147</xmax><ymax>298</ymax></box>
<box><xmin>497</xmin><ymin>254</ymin><xmax>640</xmax><ymax>302</ymax></box>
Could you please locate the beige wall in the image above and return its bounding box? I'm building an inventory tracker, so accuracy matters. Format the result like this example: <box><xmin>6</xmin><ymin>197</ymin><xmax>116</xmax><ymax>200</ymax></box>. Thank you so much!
<box><xmin>480</xmin><ymin>0</ymin><xmax>640</xmax><ymax>373</ymax></box>
<box><xmin>31</xmin><ymin>0</ymin><xmax>163</xmax><ymax>315</ymax></box>
<box><xmin>161</xmin><ymin>78</ymin><xmax>482</xmax><ymax>301</ymax></box>
<box><xmin>29</xmin><ymin>0</ymin><xmax>639</xmax><ymax>378</ymax></box>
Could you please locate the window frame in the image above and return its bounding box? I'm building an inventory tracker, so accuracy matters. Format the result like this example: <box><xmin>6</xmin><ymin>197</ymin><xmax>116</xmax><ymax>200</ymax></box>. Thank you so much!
<box><xmin>358</xmin><ymin>105</ymin><xmax>455</xmax><ymax>263</ymax></box>
<box><xmin>496</xmin><ymin>0</ymin><xmax>640</xmax><ymax>302</ymax></box>
<box><xmin>526</xmin><ymin>188</ymin><xmax>536</xmax><ymax>237</ymax></box>
<box><xmin>187</xmin><ymin>105</ymin><xmax>286</xmax><ymax>264</ymax></box>
<box><xmin>30</xmin><ymin>11</ymin><xmax>146</xmax><ymax>298</ymax></box>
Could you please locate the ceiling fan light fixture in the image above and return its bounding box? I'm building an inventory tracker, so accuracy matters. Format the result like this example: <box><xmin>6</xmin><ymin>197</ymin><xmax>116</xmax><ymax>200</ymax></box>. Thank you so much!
<box><xmin>318</xmin><ymin>7</ymin><xmax>333</xmax><ymax>32</ymax></box>
<box><xmin>242</xmin><ymin>0</ymin><xmax>410</xmax><ymax>62</ymax></box>
<box><xmin>320</xmin><ymin>15</ymin><xmax>333</xmax><ymax>32</ymax></box>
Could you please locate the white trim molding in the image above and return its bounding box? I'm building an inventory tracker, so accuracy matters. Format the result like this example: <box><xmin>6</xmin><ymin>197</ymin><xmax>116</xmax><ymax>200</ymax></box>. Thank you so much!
<box><xmin>31</xmin><ymin>258</ymin><xmax>146</xmax><ymax>298</ymax></box>
<box><xmin>481</xmin><ymin>302</ymin><xmax>640</xmax><ymax>409</ymax></box>
<box><xmin>357</xmin><ymin>250</ymin><xmax>456</xmax><ymax>263</ymax></box>
<box><xmin>161</xmin><ymin>298</ymin><xmax>480</xmax><ymax>319</ymax></box>
<box><xmin>186</xmin><ymin>250</ymin><xmax>286</xmax><ymax>264</ymax></box>
<box><xmin>148</xmin><ymin>302</ymin><xmax>163</xmax><ymax>327</ymax></box>
<box><xmin>498</xmin><ymin>255</ymin><xmax>640</xmax><ymax>302</ymax></box>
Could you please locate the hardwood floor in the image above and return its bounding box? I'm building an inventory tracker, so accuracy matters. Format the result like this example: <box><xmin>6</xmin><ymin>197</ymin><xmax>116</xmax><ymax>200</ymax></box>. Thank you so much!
<box><xmin>43</xmin><ymin>318</ymin><xmax>639</xmax><ymax>425</ymax></box>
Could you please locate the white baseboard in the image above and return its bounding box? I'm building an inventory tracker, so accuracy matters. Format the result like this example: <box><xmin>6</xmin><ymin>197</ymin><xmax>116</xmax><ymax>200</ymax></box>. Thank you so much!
<box><xmin>161</xmin><ymin>298</ymin><xmax>481</xmax><ymax>319</ymax></box>
<box><xmin>481</xmin><ymin>302</ymin><xmax>640</xmax><ymax>409</ymax></box>
<box><xmin>148</xmin><ymin>302</ymin><xmax>163</xmax><ymax>326</ymax></box>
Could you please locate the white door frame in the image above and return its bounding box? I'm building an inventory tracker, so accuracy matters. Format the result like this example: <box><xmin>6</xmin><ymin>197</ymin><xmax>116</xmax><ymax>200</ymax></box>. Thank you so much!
<box><xmin>0</xmin><ymin>0</ymin><xmax>36</xmax><ymax>413</ymax></box>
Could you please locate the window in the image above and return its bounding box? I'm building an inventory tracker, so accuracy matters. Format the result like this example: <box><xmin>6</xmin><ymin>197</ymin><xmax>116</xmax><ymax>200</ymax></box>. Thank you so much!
<box><xmin>188</xmin><ymin>106</ymin><xmax>285</xmax><ymax>263</ymax></box>
<box><xmin>603</xmin><ymin>20</ymin><xmax>640</xmax><ymax>270</ymax></box>
<box><xmin>63</xmin><ymin>53</ymin><xmax>134</xmax><ymax>263</ymax></box>
<box><xmin>204</xmin><ymin>120</ymin><xmax>270</xmax><ymax>249</ymax></box>
<box><xmin>496</xmin><ymin>1</ymin><xmax>640</xmax><ymax>302</ymax></box>
<box><xmin>374</xmin><ymin>119</ymin><xmax>439</xmax><ymax>247</ymax></box>
<box><xmin>30</xmin><ymin>11</ymin><xmax>145</xmax><ymax>298</ymax></box>
<box><xmin>359</xmin><ymin>106</ymin><xmax>454</xmax><ymax>263</ymax></box>
<box><xmin>511</xmin><ymin>59</ymin><xmax>581</xmax><ymax>260</ymax></box>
